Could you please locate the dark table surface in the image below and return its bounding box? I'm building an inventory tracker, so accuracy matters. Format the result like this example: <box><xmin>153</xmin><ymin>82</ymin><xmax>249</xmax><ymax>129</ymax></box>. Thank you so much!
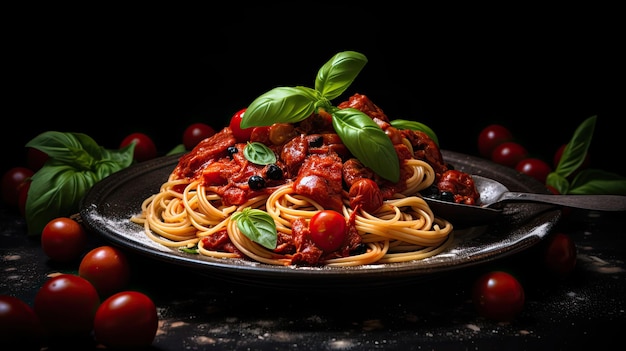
<box><xmin>2</xmin><ymin>204</ymin><xmax>625</xmax><ymax>350</ymax></box>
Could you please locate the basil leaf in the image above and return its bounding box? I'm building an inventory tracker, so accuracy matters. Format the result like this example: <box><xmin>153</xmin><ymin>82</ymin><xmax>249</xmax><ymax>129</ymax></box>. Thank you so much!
<box><xmin>23</xmin><ymin>131</ymin><xmax>135</xmax><ymax>235</ymax></box>
<box><xmin>232</xmin><ymin>208</ymin><xmax>277</xmax><ymax>250</ymax></box>
<box><xmin>331</xmin><ymin>108</ymin><xmax>400</xmax><ymax>182</ymax></box>
<box><xmin>389</xmin><ymin>119</ymin><xmax>439</xmax><ymax>147</ymax></box>
<box><xmin>244</xmin><ymin>142</ymin><xmax>277</xmax><ymax>165</ymax></box>
<box><xmin>26</xmin><ymin>131</ymin><xmax>100</xmax><ymax>170</ymax></box>
<box><xmin>241</xmin><ymin>86</ymin><xmax>319</xmax><ymax>128</ymax></box>
<box><xmin>25</xmin><ymin>164</ymin><xmax>99</xmax><ymax>235</ymax></box>
<box><xmin>315</xmin><ymin>51</ymin><xmax>368</xmax><ymax>100</ymax></box>
<box><xmin>546</xmin><ymin>172</ymin><xmax>570</xmax><ymax>195</ymax></box>
<box><xmin>568</xmin><ymin>169</ymin><xmax>626</xmax><ymax>195</ymax></box>
<box><xmin>555</xmin><ymin>115</ymin><xmax>595</xmax><ymax>178</ymax></box>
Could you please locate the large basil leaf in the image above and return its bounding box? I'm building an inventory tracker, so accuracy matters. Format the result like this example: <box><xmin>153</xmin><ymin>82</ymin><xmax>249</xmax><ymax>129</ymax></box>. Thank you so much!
<box><xmin>315</xmin><ymin>51</ymin><xmax>367</xmax><ymax>100</ymax></box>
<box><xmin>331</xmin><ymin>108</ymin><xmax>400</xmax><ymax>182</ymax></box>
<box><xmin>241</xmin><ymin>86</ymin><xmax>319</xmax><ymax>128</ymax></box>
<box><xmin>26</xmin><ymin>163</ymin><xmax>99</xmax><ymax>235</ymax></box>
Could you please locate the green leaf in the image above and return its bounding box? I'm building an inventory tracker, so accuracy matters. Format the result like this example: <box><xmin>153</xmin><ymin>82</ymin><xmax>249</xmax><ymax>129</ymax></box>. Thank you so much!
<box><xmin>389</xmin><ymin>119</ymin><xmax>439</xmax><ymax>147</ymax></box>
<box><xmin>26</xmin><ymin>131</ymin><xmax>101</xmax><ymax>170</ymax></box>
<box><xmin>25</xmin><ymin>164</ymin><xmax>99</xmax><ymax>235</ymax></box>
<box><xmin>331</xmin><ymin>108</ymin><xmax>400</xmax><ymax>182</ymax></box>
<box><xmin>546</xmin><ymin>172</ymin><xmax>570</xmax><ymax>195</ymax></box>
<box><xmin>243</xmin><ymin>142</ymin><xmax>277</xmax><ymax>165</ymax></box>
<box><xmin>241</xmin><ymin>86</ymin><xmax>319</xmax><ymax>128</ymax></box>
<box><xmin>23</xmin><ymin>131</ymin><xmax>135</xmax><ymax>235</ymax></box>
<box><xmin>231</xmin><ymin>208</ymin><xmax>277</xmax><ymax>249</ymax></box>
<box><xmin>555</xmin><ymin>116</ymin><xmax>596</xmax><ymax>178</ymax></box>
<box><xmin>315</xmin><ymin>51</ymin><xmax>368</xmax><ymax>100</ymax></box>
<box><xmin>568</xmin><ymin>169</ymin><xmax>626</xmax><ymax>195</ymax></box>
<box><xmin>167</xmin><ymin>144</ymin><xmax>187</xmax><ymax>155</ymax></box>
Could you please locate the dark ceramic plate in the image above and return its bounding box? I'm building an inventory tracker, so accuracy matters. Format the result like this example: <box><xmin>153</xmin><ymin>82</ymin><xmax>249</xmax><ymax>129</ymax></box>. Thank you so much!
<box><xmin>79</xmin><ymin>150</ymin><xmax>561</xmax><ymax>289</ymax></box>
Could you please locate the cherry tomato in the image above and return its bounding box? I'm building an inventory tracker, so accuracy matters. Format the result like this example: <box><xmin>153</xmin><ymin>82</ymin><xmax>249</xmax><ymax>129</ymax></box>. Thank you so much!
<box><xmin>491</xmin><ymin>141</ymin><xmax>528</xmax><ymax>168</ymax></box>
<box><xmin>1</xmin><ymin>166</ymin><xmax>34</xmax><ymax>208</ymax></box>
<box><xmin>542</xmin><ymin>232</ymin><xmax>577</xmax><ymax>277</ymax></box>
<box><xmin>26</xmin><ymin>147</ymin><xmax>49</xmax><ymax>171</ymax></box>
<box><xmin>18</xmin><ymin>179</ymin><xmax>30</xmax><ymax>217</ymax></box>
<box><xmin>120</xmin><ymin>132</ymin><xmax>157</xmax><ymax>162</ymax></box>
<box><xmin>94</xmin><ymin>291</ymin><xmax>159</xmax><ymax>349</ymax></box>
<box><xmin>183</xmin><ymin>122</ymin><xmax>216</xmax><ymax>150</ymax></box>
<box><xmin>472</xmin><ymin>271</ymin><xmax>525</xmax><ymax>322</ymax></box>
<box><xmin>309</xmin><ymin>210</ymin><xmax>347</xmax><ymax>252</ymax></box>
<box><xmin>478</xmin><ymin>124</ymin><xmax>513</xmax><ymax>158</ymax></box>
<box><xmin>229</xmin><ymin>108</ymin><xmax>253</xmax><ymax>143</ymax></box>
<box><xmin>41</xmin><ymin>217</ymin><xmax>88</xmax><ymax>262</ymax></box>
<box><xmin>515</xmin><ymin>158</ymin><xmax>552</xmax><ymax>184</ymax></box>
<box><xmin>34</xmin><ymin>274</ymin><xmax>100</xmax><ymax>338</ymax></box>
<box><xmin>79</xmin><ymin>246</ymin><xmax>131</xmax><ymax>298</ymax></box>
<box><xmin>0</xmin><ymin>295</ymin><xmax>44</xmax><ymax>350</ymax></box>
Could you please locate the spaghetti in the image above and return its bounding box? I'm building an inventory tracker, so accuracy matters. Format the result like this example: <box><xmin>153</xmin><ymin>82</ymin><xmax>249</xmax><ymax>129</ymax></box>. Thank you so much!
<box><xmin>131</xmin><ymin>144</ymin><xmax>455</xmax><ymax>267</ymax></box>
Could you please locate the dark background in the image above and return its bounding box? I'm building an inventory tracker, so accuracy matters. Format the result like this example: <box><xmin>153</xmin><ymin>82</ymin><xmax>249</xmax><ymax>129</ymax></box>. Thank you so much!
<box><xmin>4</xmin><ymin>4</ymin><xmax>621</xmax><ymax>176</ymax></box>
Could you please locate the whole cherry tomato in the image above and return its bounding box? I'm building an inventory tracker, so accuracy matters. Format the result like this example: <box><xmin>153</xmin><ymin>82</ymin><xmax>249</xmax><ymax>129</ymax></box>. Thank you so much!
<box><xmin>1</xmin><ymin>166</ymin><xmax>34</xmax><ymax>208</ymax></box>
<box><xmin>33</xmin><ymin>274</ymin><xmax>100</xmax><ymax>338</ymax></box>
<box><xmin>491</xmin><ymin>142</ymin><xmax>528</xmax><ymax>168</ymax></box>
<box><xmin>0</xmin><ymin>295</ymin><xmax>44</xmax><ymax>350</ymax></box>
<box><xmin>79</xmin><ymin>246</ymin><xmax>131</xmax><ymax>298</ymax></box>
<box><xmin>18</xmin><ymin>179</ymin><xmax>31</xmax><ymax>217</ymax></box>
<box><xmin>542</xmin><ymin>232</ymin><xmax>577</xmax><ymax>277</ymax></box>
<box><xmin>41</xmin><ymin>217</ymin><xmax>88</xmax><ymax>262</ymax></box>
<box><xmin>515</xmin><ymin>158</ymin><xmax>552</xmax><ymax>184</ymax></box>
<box><xmin>26</xmin><ymin>147</ymin><xmax>49</xmax><ymax>171</ymax></box>
<box><xmin>478</xmin><ymin>124</ymin><xmax>513</xmax><ymax>158</ymax></box>
<box><xmin>472</xmin><ymin>271</ymin><xmax>525</xmax><ymax>322</ymax></box>
<box><xmin>229</xmin><ymin>108</ymin><xmax>253</xmax><ymax>143</ymax></box>
<box><xmin>183</xmin><ymin>122</ymin><xmax>216</xmax><ymax>150</ymax></box>
<box><xmin>120</xmin><ymin>132</ymin><xmax>157</xmax><ymax>162</ymax></box>
<box><xmin>94</xmin><ymin>291</ymin><xmax>159</xmax><ymax>349</ymax></box>
<box><xmin>309</xmin><ymin>210</ymin><xmax>347</xmax><ymax>252</ymax></box>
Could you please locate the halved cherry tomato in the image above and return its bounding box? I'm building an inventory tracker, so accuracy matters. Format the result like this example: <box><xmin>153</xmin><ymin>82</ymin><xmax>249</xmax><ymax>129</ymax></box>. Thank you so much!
<box><xmin>183</xmin><ymin>123</ymin><xmax>216</xmax><ymax>150</ymax></box>
<box><xmin>309</xmin><ymin>210</ymin><xmax>347</xmax><ymax>252</ymax></box>
<box><xmin>41</xmin><ymin>217</ymin><xmax>88</xmax><ymax>262</ymax></box>
<box><xmin>472</xmin><ymin>270</ymin><xmax>525</xmax><ymax>322</ymax></box>
<box><xmin>94</xmin><ymin>291</ymin><xmax>159</xmax><ymax>349</ymax></box>
<box><xmin>229</xmin><ymin>108</ymin><xmax>253</xmax><ymax>143</ymax></box>
<box><xmin>120</xmin><ymin>132</ymin><xmax>157</xmax><ymax>162</ymax></box>
<box><xmin>79</xmin><ymin>246</ymin><xmax>131</xmax><ymax>298</ymax></box>
<box><xmin>33</xmin><ymin>274</ymin><xmax>100</xmax><ymax>338</ymax></box>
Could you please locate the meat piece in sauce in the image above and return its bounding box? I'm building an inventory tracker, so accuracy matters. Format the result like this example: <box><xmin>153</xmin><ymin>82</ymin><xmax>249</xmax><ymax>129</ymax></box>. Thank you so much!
<box><xmin>437</xmin><ymin>170</ymin><xmax>480</xmax><ymax>205</ymax></box>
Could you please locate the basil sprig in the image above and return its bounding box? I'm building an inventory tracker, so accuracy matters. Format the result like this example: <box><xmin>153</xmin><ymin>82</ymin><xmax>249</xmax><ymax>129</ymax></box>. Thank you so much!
<box><xmin>24</xmin><ymin>131</ymin><xmax>135</xmax><ymax>235</ymax></box>
<box><xmin>231</xmin><ymin>208</ymin><xmax>277</xmax><ymax>249</ymax></box>
<box><xmin>241</xmin><ymin>51</ymin><xmax>401</xmax><ymax>183</ymax></box>
<box><xmin>546</xmin><ymin>115</ymin><xmax>626</xmax><ymax>195</ymax></box>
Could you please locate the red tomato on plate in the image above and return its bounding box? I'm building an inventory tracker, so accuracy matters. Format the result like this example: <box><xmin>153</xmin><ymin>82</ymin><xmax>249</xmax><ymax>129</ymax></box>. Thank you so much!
<box><xmin>309</xmin><ymin>210</ymin><xmax>347</xmax><ymax>252</ymax></box>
